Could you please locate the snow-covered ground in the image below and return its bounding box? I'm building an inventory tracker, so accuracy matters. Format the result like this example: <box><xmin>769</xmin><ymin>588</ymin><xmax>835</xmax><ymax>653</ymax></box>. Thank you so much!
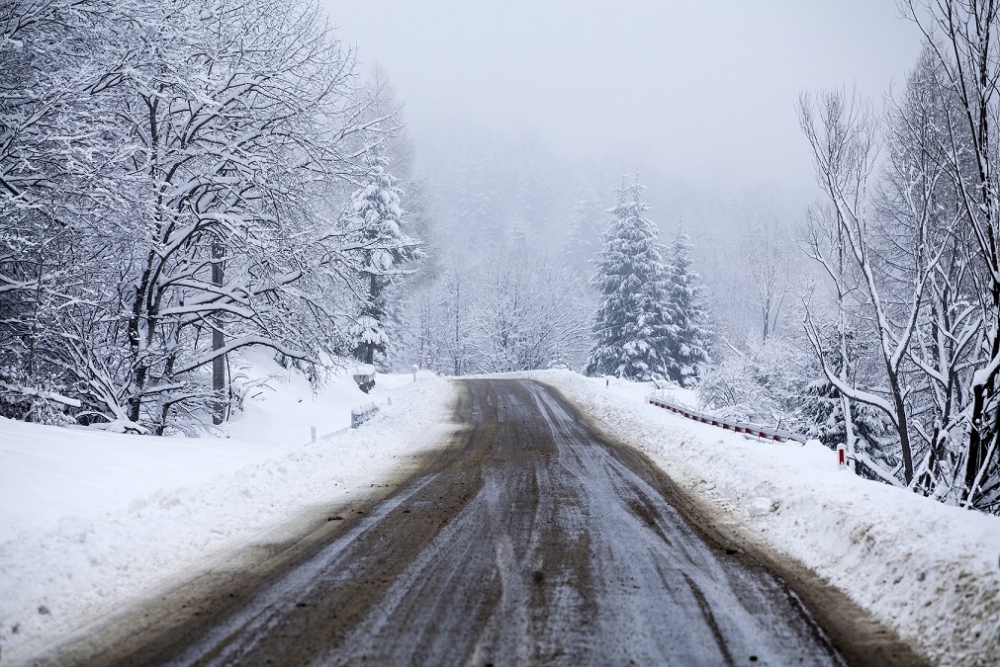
<box><xmin>521</xmin><ymin>370</ymin><xmax>1000</xmax><ymax>667</ymax></box>
<box><xmin>4</xmin><ymin>366</ymin><xmax>998</xmax><ymax>665</ymax></box>
<box><xmin>0</xmin><ymin>354</ymin><xmax>455</xmax><ymax>661</ymax></box>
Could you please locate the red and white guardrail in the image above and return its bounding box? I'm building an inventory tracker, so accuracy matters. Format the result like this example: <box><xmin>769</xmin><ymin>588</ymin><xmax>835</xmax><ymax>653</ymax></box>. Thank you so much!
<box><xmin>647</xmin><ymin>396</ymin><xmax>809</xmax><ymax>444</ymax></box>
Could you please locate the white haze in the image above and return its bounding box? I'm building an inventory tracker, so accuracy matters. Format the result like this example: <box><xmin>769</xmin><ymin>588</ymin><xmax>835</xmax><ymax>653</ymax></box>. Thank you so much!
<box><xmin>324</xmin><ymin>0</ymin><xmax>922</xmax><ymax>199</ymax></box>
<box><xmin>322</xmin><ymin>0</ymin><xmax>925</xmax><ymax>356</ymax></box>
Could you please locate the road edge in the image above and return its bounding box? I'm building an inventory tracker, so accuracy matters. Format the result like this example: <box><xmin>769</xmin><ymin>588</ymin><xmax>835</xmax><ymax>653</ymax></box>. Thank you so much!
<box><xmin>532</xmin><ymin>378</ymin><xmax>932</xmax><ymax>667</ymax></box>
<box><xmin>7</xmin><ymin>383</ymin><xmax>470</xmax><ymax>667</ymax></box>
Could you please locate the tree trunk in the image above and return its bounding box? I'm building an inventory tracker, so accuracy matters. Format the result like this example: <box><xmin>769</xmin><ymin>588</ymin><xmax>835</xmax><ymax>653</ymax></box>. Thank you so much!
<box><xmin>365</xmin><ymin>273</ymin><xmax>377</xmax><ymax>365</ymax></box>
<box><xmin>127</xmin><ymin>264</ymin><xmax>153</xmax><ymax>424</ymax></box>
<box><xmin>887</xmin><ymin>368</ymin><xmax>914</xmax><ymax>485</ymax></box>
<box><xmin>965</xmin><ymin>317</ymin><xmax>1000</xmax><ymax>501</ymax></box>
<box><xmin>212</xmin><ymin>241</ymin><xmax>226</xmax><ymax>425</ymax></box>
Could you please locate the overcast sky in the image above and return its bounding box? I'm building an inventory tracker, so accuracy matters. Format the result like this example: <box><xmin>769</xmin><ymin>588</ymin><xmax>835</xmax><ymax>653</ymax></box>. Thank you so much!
<box><xmin>322</xmin><ymin>1</ymin><xmax>923</xmax><ymax>198</ymax></box>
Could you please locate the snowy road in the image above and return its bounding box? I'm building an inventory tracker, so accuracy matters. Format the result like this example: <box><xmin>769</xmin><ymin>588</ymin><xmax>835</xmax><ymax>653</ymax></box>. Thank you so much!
<box><xmin>31</xmin><ymin>379</ymin><xmax>924</xmax><ymax>666</ymax></box>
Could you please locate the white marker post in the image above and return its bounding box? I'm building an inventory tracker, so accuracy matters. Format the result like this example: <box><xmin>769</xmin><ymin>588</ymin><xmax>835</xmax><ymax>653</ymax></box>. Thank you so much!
<box><xmin>310</xmin><ymin>425</ymin><xmax>317</xmax><ymax>443</ymax></box>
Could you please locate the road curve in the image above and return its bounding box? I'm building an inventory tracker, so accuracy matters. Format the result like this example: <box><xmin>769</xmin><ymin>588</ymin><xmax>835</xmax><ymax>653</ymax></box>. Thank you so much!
<box><xmin>30</xmin><ymin>379</ymin><xmax>924</xmax><ymax>666</ymax></box>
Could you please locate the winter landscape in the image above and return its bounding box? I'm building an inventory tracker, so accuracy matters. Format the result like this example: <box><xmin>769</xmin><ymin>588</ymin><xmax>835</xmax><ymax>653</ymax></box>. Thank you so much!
<box><xmin>2</xmin><ymin>0</ymin><xmax>1000</xmax><ymax>665</ymax></box>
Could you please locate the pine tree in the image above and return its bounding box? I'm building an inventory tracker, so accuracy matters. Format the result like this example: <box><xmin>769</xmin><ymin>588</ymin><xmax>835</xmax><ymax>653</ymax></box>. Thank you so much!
<box><xmin>346</xmin><ymin>157</ymin><xmax>420</xmax><ymax>366</ymax></box>
<box><xmin>662</xmin><ymin>227</ymin><xmax>711</xmax><ymax>386</ymax></box>
<box><xmin>585</xmin><ymin>178</ymin><xmax>670</xmax><ymax>381</ymax></box>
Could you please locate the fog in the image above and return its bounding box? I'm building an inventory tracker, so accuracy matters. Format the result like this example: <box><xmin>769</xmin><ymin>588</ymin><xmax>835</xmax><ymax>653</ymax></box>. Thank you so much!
<box><xmin>324</xmin><ymin>0</ymin><xmax>921</xmax><ymax>199</ymax></box>
<box><xmin>318</xmin><ymin>0</ymin><xmax>926</xmax><ymax>360</ymax></box>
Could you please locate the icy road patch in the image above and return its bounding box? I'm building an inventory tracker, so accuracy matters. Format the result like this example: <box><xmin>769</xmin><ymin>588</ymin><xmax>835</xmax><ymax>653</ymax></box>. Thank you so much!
<box><xmin>519</xmin><ymin>370</ymin><xmax>1000</xmax><ymax>667</ymax></box>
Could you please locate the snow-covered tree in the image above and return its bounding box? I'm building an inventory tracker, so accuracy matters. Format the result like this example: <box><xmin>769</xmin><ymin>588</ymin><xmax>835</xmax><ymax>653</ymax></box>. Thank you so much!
<box><xmin>472</xmin><ymin>242</ymin><xmax>588</xmax><ymax>373</ymax></box>
<box><xmin>441</xmin><ymin>258</ymin><xmax>475</xmax><ymax>376</ymax></box>
<box><xmin>745</xmin><ymin>219</ymin><xmax>794</xmax><ymax>344</ymax></box>
<box><xmin>899</xmin><ymin>1</ymin><xmax>1000</xmax><ymax>511</ymax></box>
<box><xmin>0</xmin><ymin>0</ymin><xmax>407</xmax><ymax>433</ymax></box>
<box><xmin>662</xmin><ymin>227</ymin><xmax>712</xmax><ymax>386</ymax></box>
<box><xmin>586</xmin><ymin>178</ymin><xmax>671</xmax><ymax>381</ymax></box>
<box><xmin>344</xmin><ymin>154</ymin><xmax>420</xmax><ymax>366</ymax></box>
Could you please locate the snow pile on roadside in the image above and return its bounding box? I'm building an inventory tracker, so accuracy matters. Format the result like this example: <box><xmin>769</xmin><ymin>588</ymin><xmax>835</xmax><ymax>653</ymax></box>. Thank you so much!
<box><xmin>0</xmin><ymin>358</ymin><xmax>454</xmax><ymax>661</ymax></box>
<box><xmin>524</xmin><ymin>370</ymin><xmax>1000</xmax><ymax>667</ymax></box>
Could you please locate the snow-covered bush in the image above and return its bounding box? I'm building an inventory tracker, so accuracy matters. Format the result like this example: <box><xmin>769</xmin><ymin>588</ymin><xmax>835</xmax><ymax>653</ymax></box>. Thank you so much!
<box><xmin>699</xmin><ymin>337</ymin><xmax>807</xmax><ymax>427</ymax></box>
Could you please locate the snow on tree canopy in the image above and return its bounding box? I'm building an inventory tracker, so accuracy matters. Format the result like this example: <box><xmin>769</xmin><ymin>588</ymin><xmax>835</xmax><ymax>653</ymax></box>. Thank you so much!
<box><xmin>585</xmin><ymin>177</ymin><xmax>672</xmax><ymax>381</ymax></box>
<box><xmin>343</xmin><ymin>154</ymin><xmax>420</xmax><ymax>366</ymax></box>
<box><xmin>662</xmin><ymin>226</ymin><xmax>712</xmax><ymax>387</ymax></box>
<box><xmin>0</xmin><ymin>0</ymin><xmax>412</xmax><ymax>433</ymax></box>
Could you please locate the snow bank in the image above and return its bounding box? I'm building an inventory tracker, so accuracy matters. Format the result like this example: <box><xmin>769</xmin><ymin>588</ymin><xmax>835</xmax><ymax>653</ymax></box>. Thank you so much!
<box><xmin>523</xmin><ymin>370</ymin><xmax>1000</xmax><ymax>667</ymax></box>
<box><xmin>0</xmin><ymin>356</ymin><xmax>454</xmax><ymax>661</ymax></box>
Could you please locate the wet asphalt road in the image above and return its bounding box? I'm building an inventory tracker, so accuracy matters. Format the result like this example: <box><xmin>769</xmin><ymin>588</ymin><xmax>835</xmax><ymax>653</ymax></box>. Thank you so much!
<box><xmin>31</xmin><ymin>379</ymin><xmax>926</xmax><ymax>666</ymax></box>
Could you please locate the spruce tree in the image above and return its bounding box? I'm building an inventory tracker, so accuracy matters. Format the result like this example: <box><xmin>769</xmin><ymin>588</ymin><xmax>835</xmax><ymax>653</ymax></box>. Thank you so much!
<box><xmin>585</xmin><ymin>178</ymin><xmax>670</xmax><ymax>381</ymax></box>
<box><xmin>346</xmin><ymin>157</ymin><xmax>420</xmax><ymax>366</ymax></box>
<box><xmin>662</xmin><ymin>227</ymin><xmax>711</xmax><ymax>386</ymax></box>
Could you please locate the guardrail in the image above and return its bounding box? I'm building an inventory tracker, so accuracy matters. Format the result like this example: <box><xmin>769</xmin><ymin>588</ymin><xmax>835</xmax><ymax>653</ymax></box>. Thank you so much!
<box><xmin>351</xmin><ymin>402</ymin><xmax>380</xmax><ymax>429</ymax></box>
<box><xmin>647</xmin><ymin>396</ymin><xmax>808</xmax><ymax>444</ymax></box>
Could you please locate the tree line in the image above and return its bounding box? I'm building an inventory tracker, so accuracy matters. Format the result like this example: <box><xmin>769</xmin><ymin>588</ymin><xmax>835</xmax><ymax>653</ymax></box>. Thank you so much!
<box><xmin>700</xmin><ymin>0</ymin><xmax>1000</xmax><ymax>514</ymax></box>
<box><xmin>1</xmin><ymin>0</ymin><xmax>712</xmax><ymax>436</ymax></box>
<box><xmin>0</xmin><ymin>0</ymin><xmax>416</xmax><ymax>433</ymax></box>
<box><xmin>388</xmin><ymin>159</ymin><xmax>712</xmax><ymax>385</ymax></box>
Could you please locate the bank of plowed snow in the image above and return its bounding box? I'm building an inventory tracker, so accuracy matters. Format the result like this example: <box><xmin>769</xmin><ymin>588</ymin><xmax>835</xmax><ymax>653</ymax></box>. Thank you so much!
<box><xmin>522</xmin><ymin>370</ymin><xmax>1000</xmax><ymax>667</ymax></box>
<box><xmin>0</xmin><ymin>356</ymin><xmax>454</xmax><ymax>662</ymax></box>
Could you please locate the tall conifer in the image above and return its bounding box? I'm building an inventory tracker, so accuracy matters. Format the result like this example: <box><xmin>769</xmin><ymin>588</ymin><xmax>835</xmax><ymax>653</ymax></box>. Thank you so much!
<box><xmin>347</xmin><ymin>156</ymin><xmax>420</xmax><ymax>365</ymax></box>
<box><xmin>585</xmin><ymin>178</ymin><xmax>670</xmax><ymax>380</ymax></box>
<box><xmin>663</xmin><ymin>227</ymin><xmax>711</xmax><ymax>386</ymax></box>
